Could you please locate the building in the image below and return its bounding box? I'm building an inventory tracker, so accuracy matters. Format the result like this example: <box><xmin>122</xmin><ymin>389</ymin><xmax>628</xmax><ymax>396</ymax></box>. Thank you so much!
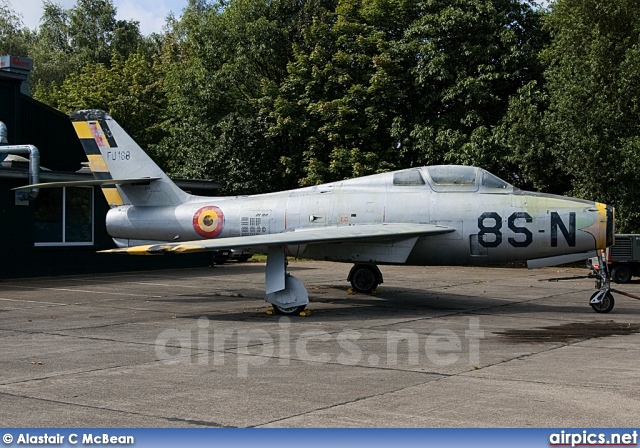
<box><xmin>0</xmin><ymin>56</ymin><xmax>219</xmax><ymax>279</ymax></box>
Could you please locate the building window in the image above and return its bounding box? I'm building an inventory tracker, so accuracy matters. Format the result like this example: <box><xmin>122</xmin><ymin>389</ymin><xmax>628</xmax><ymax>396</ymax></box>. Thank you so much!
<box><xmin>34</xmin><ymin>187</ymin><xmax>94</xmax><ymax>246</ymax></box>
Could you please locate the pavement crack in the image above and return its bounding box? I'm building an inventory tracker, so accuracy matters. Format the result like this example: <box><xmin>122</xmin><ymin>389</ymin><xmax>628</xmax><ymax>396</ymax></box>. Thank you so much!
<box><xmin>0</xmin><ymin>390</ymin><xmax>228</xmax><ymax>427</ymax></box>
<box><xmin>252</xmin><ymin>382</ymin><xmax>422</xmax><ymax>427</ymax></box>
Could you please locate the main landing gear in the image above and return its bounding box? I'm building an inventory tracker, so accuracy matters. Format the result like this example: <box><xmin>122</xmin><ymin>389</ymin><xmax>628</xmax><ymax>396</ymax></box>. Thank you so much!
<box><xmin>265</xmin><ymin>255</ymin><xmax>385</xmax><ymax>315</ymax></box>
<box><xmin>348</xmin><ymin>263</ymin><xmax>383</xmax><ymax>293</ymax></box>
<box><xmin>270</xmin><ymin>275</ymin><xmax>309</xmax><ymax>315</ymax></box>
<box><xmin>590</xmin><ymin>251</ymin><xmax>615</xmax><ymax>313</ymax></box>
<box><xmin>264</xmin><ymin>246</ymin><xmax>309</xmax><ymax>316</ymax></box>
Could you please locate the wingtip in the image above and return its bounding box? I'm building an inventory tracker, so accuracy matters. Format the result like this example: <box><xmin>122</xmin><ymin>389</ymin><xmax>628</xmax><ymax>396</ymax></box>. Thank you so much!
<box><xmin>97</xmin><ymin>249</ymin><xmax>125</xmax><ymax>254</ymax></box>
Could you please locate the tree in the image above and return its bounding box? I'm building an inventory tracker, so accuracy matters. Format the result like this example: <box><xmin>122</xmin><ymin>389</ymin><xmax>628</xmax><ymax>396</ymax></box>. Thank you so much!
<box><xmin>29</xmin><ymin>1</ymin><xmax>81</xmax><ymax>100</ymax></box>
<box><xmin>270</xmin><ymin>0</ymin><xmax>546</xmax><ymax>186</ymax></box>
<box><xmin>276</xmin><ymin>0</ymin><xmax>410</xmax><ymax>185</ymax></box>
<box><xmin>0</xmin><ymin>0</ymin><xmax>33</xmax><ymax>57</ymax></box>
<box><xmin>492</xmin><ymin>79</ymin><xmax>572</xmax><ymax>193</ymax></box>
<box><xmin>154</xmin><ymin>0</ymin><xmax>336</xmax><ymax>193</ymax></box>
<box><xmin>508</xmin><ymin>0</ymin><xmax>640</xmax><ymax>231</ymax></box>
<box><xmin>31</xmin><ymin>0</ymin><xmax>148</xmax><ymax>101</ymax></box>
<box><xmin>391</xmin><ymin>0</ymin><xmax>546</xmax><ymax>174</ymax></box>
<box><xmin>46</xmin><ymin>51</ymin><xmax>168</xmax><ymax>156</ymax></box>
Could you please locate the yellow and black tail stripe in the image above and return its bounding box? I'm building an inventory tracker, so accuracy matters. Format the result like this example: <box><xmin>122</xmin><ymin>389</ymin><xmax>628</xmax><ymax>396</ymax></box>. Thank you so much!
<box><xmin>71</xmin><ymin>111</ymin><xmax>124</xmax><ymax>207</ymax></box>
<box><xmin>99</xmin><ymin>184</ymin><xmax>125</xmax><ymax>207</ymax></box>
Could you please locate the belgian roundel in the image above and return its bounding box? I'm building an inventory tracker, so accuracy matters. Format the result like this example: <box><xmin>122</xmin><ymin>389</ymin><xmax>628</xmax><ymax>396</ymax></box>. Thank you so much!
<box><xmin>193</xmin><ymin>206</ymin><xmax>224</xmax><ymax>238</ymax></box>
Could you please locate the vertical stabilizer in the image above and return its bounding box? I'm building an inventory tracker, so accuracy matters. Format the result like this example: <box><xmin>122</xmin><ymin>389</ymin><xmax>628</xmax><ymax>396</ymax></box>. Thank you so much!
<box><xmin>70</xmin><ymin>110</ymin><xmax>189</xmax><ymax>207</ymax></box>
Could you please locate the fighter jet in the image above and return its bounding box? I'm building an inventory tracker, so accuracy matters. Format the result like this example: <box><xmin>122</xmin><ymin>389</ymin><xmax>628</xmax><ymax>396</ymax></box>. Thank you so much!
<box><xmin>17</xmin><ymin>110</ymin><xmax>615</xmax><ymax>315</ymax></box>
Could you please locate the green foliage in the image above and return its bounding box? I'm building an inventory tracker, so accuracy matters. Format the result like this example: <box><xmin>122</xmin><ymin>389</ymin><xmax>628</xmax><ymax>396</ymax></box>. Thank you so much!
<box><xmin>46</xmin><ymin>51</ymin><xmax>168</xmax><ymax>159</ymax></box>
<box><xmin>29</xmin><ymin>1</ymin><xmax>84</xmax><ymax>100</ymax></box>
<box><xmin>493</xmin><ymin>80</ymin><xmax>571</xmax><ymax>192</ymax></box>
<box><xmin>271</xmin><ymin>0</ymin><xmax>545</xmax><ymax>185</ymax></box>
<box><xmin>68</xmin><ymin>0</ymin><xmax>119</xmax><ymax>64</ymax></box>
<box><xmin>505</xmin><ymin>0</ymin><xmax>640</xmax><ymax>231</ymax></box>
<box><xmin>152</xmin><ymin>0</ymin><xmax>336</xmax><ymax>193</ymax></box>
<box><xmin>27</xmin><ymin>0</ymin><xmax>149</xmax><ymax>101</ymax></box>
<box><xmin>405</xmin><ymin>0</ymin><xmax>544</xmax><ymax>162</ymax></box>
<box><xmin>0</xmin><ymin>0</ymin><xmax>34</xmax><ymax>56</ymax></box>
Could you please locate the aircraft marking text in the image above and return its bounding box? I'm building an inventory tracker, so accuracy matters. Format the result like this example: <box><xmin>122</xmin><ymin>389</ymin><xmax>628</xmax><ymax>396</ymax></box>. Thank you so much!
<box><xmin>240</xmin><ymin>213</ymin><xmax>270</xmax><ymax>236</ymax></box>
<box><xmin>551</xmin><ymin>212</ymin><xmax>576</xmax><ymax>247</ymax></box>
<box><xmin>478</xmin><ymin>212</ymin><xmax>576</xmax><ymax>248</ymax></box>
<box><xmin>106</xmin><ymin>151</ymin><xmax>131</xmax><ymax>161</ymax></box>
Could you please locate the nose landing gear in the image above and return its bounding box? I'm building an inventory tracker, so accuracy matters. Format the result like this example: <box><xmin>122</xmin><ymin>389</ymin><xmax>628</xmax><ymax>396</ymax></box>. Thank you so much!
<box><xmin>590</xmin><ymin>251</ymin><xmax>614</xmax><ymax>313</ymax></box>
<box><xmin>590</xmin><ymin>290</ymin><xmax>615</xmax><ymax>313</ymax></box>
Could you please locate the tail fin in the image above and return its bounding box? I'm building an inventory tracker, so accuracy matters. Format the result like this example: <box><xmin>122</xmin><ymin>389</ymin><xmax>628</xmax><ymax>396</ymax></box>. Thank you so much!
<box><xmin>70</xmin><ymin>110</ymin><xmax>190</xmax><ymax>207</ymax></box>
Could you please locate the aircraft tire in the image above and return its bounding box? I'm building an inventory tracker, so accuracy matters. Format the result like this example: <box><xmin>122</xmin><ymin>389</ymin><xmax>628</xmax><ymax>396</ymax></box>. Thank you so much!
<box><xmin>611</xmin><ymin>265</ymin><xmax>632</xmax><ymax>284</ymax></box>
<box><xmin>350</xmin><ymin>264</ymin><xmax>379</xmax><ymax>293</ymax></box>
<box><xmin>272</xmin><ymin>304</ymin><xmax>307</xmax><ymax>316</ymax></box>
<box><xmin>590</xmin><ymin>291</ymin><xmax>615</xmax><ymax>313</ymax></box>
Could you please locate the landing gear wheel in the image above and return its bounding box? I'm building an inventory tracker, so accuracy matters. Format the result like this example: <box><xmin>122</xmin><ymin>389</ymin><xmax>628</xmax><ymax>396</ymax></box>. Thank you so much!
<box><xmin>611</xmin><ymin>265</ymin><xmax>632</xmax><ymax>284</ymax></box>
<box><xmin>272</xmin><ymin>304</ymin><xmax>307</xmax><ymax>316</ymax></box>
<box><xmin>590</xmin><ymin>291</ymin><xmax>615</xmax><ymax>313</ymax></box>
<box><xmin>350</xmin><ymin>265</ymin><xmax>379</xmax><ymax>293</ymax></box>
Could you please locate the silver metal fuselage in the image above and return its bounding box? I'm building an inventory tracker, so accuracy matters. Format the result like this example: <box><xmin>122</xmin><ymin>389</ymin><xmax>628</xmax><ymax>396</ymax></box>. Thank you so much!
<box><xmin>106</xmin><ymin>166</ymin><xmax>611</xmax><ymax>266</ymax></box>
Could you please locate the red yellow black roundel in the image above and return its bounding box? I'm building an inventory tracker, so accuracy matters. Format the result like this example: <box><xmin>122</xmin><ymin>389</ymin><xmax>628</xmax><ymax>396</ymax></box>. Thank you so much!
<box><xmin>193</xmin><ymin>206</ymin><xmax>224</xmax><ymax>238</ymax></box>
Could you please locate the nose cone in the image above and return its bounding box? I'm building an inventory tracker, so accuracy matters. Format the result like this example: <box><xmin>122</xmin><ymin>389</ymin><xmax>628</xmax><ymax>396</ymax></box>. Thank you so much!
<box><xmin>587</xmin><ymin>203</ymin><xmax>615</xmax><ymax>250</ymax></box>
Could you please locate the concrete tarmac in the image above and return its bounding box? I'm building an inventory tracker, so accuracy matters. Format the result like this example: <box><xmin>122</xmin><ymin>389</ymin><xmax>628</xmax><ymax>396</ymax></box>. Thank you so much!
<box><xmin>0</xmin><ymin>261</ymin><xmax>639</xmax><ymax>427</ymax></box>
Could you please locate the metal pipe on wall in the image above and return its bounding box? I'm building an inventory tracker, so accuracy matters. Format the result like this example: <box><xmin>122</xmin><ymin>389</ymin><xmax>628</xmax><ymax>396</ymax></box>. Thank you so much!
<box><xmin>0</xmin><ymin>121</ymin><xmax>7</xmax><ymax>143</ymax></box>
<box><xmin>0</xmin><ymin>145</ymin><xmax>40</xmax><ymax>200</ymax></box>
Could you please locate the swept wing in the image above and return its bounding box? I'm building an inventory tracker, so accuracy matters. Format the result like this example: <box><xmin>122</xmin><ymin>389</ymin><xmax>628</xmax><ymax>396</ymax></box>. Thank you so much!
<box><xmin>12</xmin><ymin>177</ymin><xmax>160</xmax><ymax>190</ymax></box>
<box><xmin>101</xmin><ymin>223</ymin><xmax>454</xmax><ymax>255</ymax></box>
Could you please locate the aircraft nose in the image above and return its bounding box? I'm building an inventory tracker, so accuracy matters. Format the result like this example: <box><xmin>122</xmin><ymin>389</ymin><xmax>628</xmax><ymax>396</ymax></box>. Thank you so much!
<box><xmin>584</xmin><ymin>202</ymin><xmax>614</xmax><ymax>250</ymax></box>
<box><xmin>593</xmin><ymin>202</ymin><xmax>615</xmax><ymax>249</ymax></box>
<box><xmin>606</xmin><ymin>204</ymin><xmax>615</xmax><ymax>247</ymax></box>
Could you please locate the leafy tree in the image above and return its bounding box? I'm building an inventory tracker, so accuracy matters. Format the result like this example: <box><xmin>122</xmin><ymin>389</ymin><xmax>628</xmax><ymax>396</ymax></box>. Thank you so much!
<box><xmin>405</xmin><ymin>0</ymin><xmax>546</xmax><ymax>175</ymax></box>
<box><xmin>492</xmin><ymin>80</ymin><xmax>570</xmax><ymax>192</ymax></box>
<box><xmin>271</xmin><ymin>0</ymin><xmax>546</xmax><ymax>185</ymax></box>
<box><xmin>545</xmin><ymin>0</ymin><xmax>640</xmax><ymax>231</ymax></box>
<box><xmin>0</xmin><ymin>0</ymin><xmax>33</xmax><ymax>56</ymax></box>
<box><xmin>29</xmin><ymin>1</ymin><xmax>82</xmax><ymax>100</ymax></box>
<box><xmin>67</xmin><ymin>0</ymin><xmax>145</xmax><ymax>64</ymax></box>
<box><xmin>271</xmin><ymin>0</ymin><xmax>404</xmax><ymax>185</ymax></box>
<box><xmin>31</xmin><ymin>0</ymin><xmax>148</xmax><ymax>101</ymax></box>
<box><xmin>46</xmin><ymin>51</ymin><xmax>168</xmax><ymax>155</ymax></box>
<box><xmin>154</xmin><ymin>0</ymin><xmax>336</xmax><ymax>193</ymax></box>
<box><xmin>505</xmin><ymin>0</ymin><xmax>640</xmax><ymax>231</ymax></box>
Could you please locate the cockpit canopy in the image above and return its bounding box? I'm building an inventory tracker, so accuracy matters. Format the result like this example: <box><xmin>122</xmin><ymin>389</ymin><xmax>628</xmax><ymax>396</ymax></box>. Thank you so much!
<box><xmin>392</xmin><ymin>165</ymin><xmax>513</xmax><ymax>193</ymax></box>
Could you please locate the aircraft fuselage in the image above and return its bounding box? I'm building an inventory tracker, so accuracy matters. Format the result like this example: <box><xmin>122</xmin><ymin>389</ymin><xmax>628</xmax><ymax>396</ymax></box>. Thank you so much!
<box><xmin>106</xmin><ymin>165</ymin><xmax>612</xmax><ymax>267</ymax></box>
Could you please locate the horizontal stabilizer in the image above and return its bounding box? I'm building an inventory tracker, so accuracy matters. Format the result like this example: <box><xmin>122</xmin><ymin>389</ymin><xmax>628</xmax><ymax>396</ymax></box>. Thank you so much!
<box><xmin>100</xmin><ymin>223</ymin><xmax>454</xmax><ymax>255</ymax></box>
<box><xmin>527</xmin><ymin>250</ymin><xmax>597</xmax><ymax>269</ymax></box>
<box><xmin>12</xmin><ymin>177</ymin><xmax>160</xmax><ymax>190</ymax></box>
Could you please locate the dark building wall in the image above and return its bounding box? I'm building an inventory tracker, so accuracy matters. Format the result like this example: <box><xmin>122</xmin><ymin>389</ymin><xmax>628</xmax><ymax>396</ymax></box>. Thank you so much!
<box><xmin>0</xmin><ymin>80</ymin><xmax>19</xmax><ymax>142</ymax></box>
<box><xmin>0</xmin><ymin>73</ymin><xmax>214</xmax><ymax>279</ymax></box>
<box><xmin>0</xmin><ymin>178</ymin><xmax>34</xmax><ymax>257</ymax></box>
<box><xmin>0</xmin><ymin>80</ymin><xmax>85</xmax><ymax>172</ymax></box>
<box><xmin>0</xmin><ymin>178</ymin><xmax>213</xmax><ymax>279</ymax></box>
<box><xmin>19</xmin><ymin>95</ymin><xmax>86</xmax><ymax>172</ymax></box>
